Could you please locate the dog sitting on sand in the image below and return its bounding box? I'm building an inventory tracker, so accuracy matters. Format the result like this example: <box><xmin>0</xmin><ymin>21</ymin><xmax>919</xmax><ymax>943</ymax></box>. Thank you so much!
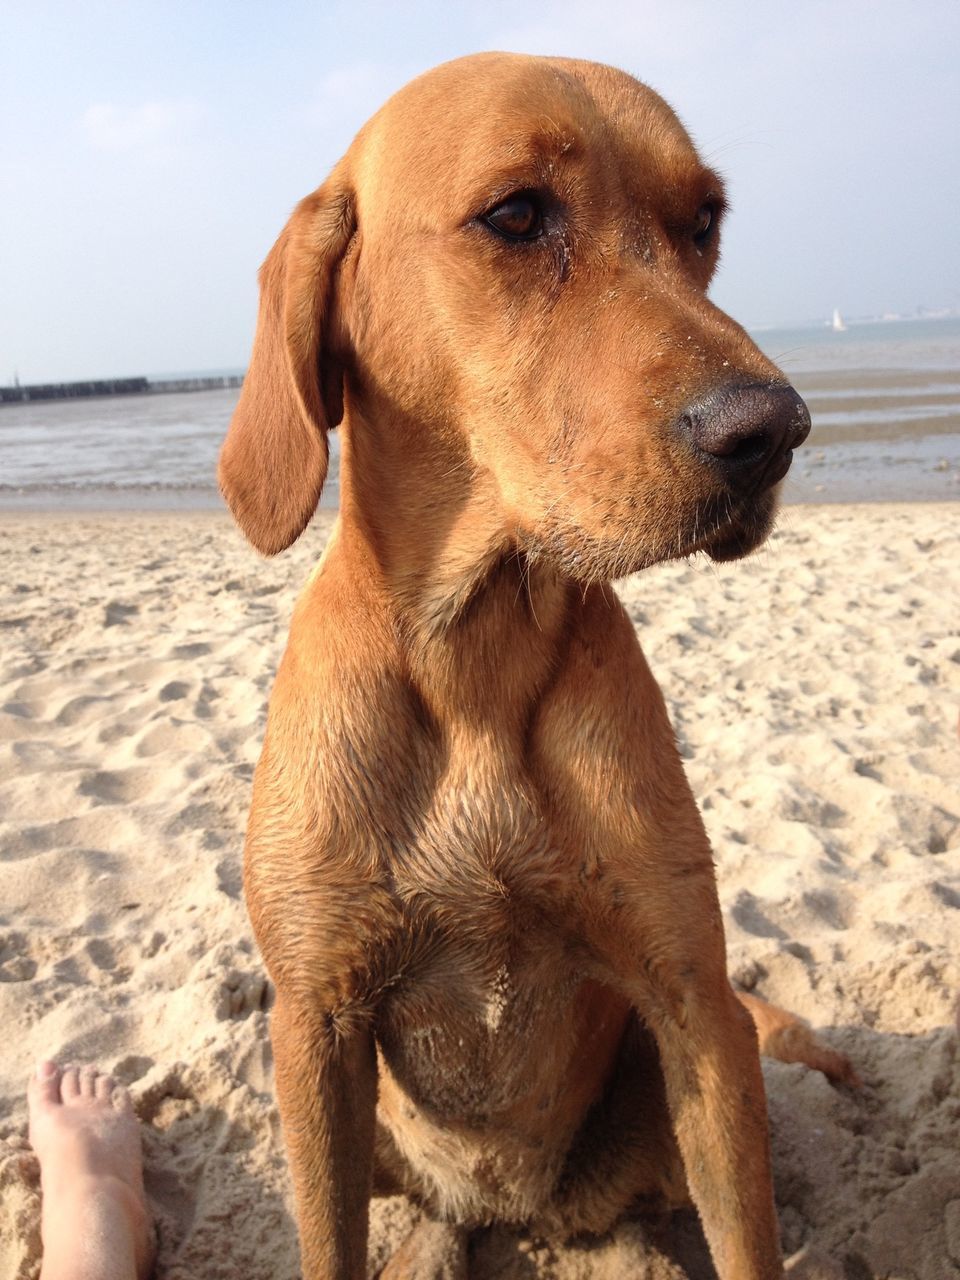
<box><xmin>219</xmin><ymin>52</ymin><xmax>856</xmax><ymax>1280</ymax></box>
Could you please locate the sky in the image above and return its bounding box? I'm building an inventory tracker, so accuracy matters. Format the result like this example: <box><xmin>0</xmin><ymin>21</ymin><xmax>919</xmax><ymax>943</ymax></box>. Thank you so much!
<box><xmin>1</xmin><ymin>0</ymin><xmax>958</xmax><ymax>383</ymax></box>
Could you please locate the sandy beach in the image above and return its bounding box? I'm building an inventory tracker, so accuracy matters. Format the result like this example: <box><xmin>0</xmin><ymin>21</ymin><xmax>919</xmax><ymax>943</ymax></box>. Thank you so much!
<box><xmin>0</xmin><ymin>503</ymin><xmax>957</xmax><ymax>1280</ymax></box>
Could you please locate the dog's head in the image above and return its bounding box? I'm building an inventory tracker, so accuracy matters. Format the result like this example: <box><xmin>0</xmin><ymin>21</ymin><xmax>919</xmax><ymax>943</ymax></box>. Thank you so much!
<box><xmin>220</xmin><ymin>53</ymin><xmax>809</xmax><ymax>575</ymax></box>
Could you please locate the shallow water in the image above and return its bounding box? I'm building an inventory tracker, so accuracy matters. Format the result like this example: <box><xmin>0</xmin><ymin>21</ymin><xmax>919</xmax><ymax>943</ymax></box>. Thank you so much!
<box><xmin>1</xmin><ymin>319</ymin><xmax>958</xmax><ymax>508</ymax></box>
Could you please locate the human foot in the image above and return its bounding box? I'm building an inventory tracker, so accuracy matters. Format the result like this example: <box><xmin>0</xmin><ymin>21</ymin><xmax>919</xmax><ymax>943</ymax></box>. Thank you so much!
<box><xmin>27</xmin><ymin>1061</ymin><xmax>154</xmax><ymax>1280</ymax></box>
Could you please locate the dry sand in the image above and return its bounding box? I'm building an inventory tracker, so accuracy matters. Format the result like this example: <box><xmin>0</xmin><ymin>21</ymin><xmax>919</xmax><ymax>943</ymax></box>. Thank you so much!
<box><xmin>0</xmin><ymin>504</ymin><xmax>957</xmax><ymax>1280</ymax></box>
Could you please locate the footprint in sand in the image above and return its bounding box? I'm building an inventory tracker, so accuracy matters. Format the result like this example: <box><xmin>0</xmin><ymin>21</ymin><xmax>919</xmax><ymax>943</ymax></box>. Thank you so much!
<box><xmin>193</xmin><ymin>682</ymin><xmax>221</xmax><ymax>720</ymax></box>
<box><xmin>172</xmin><ymin>641</ymin><xmax>212</xmax><ymax>659</ymax></box>
<box><xmin>112</xmin><ymin>1055</ymin><xmax>156</xmax><ymax>1085</ymax></box>
<box><xmin>731</xmin><ymin>891</ymin><xmax>788</xmax><ymax>941</ymax></box>
<box><xmin>0</xmin><ymin>932</ymin><xmax>38</xmax><ymax>982</ymax></box>
<box><xmin>135</xmin><ymin>720</ymin><xmax>210</xmax><ymax>758</ymax></box>
<box><xmin>925</xmin><ymin>809</ymin><xmax>958</xmax><ymax>854</ymax></box>
<box><xmin>135</xmin><ymin>1065</ymin><xmax>197</xmax><ymax>1127</ymax></box>
<box><xmin>104</xmin><ymin>600</ymin><xmax>140</xmax><ymax>627</ymax></box>
<box><xmin>854</xmin><ymin>755</ymin><xmax>885</xmax><ymax>783</ymax></box>
<box><xmin>55</xmin><ymin>695</ymin><xmax>114</xmax><ymax>727</ymax></box>
<box><xmin>931</xmin><ymin>882</ymin><xmax>960</xmax><ymax>909</ymax></box>
<box><xmin>1</xmin><ymin>699</ymin><xmax>45</xmax><ymax>720</ymax></box>
<box><xmin>142</xmin><ymin>931</ymin><xmax>166</xmax><ymax>958</ymax></box>
<box><xmin>0</xmin><ymin>824</ymin><xmax>61</xmax><ymax>861</ymax></box>
<box><xmin>217</xmin><ymin>970</ymin><xmax>271</xmax><ymax>1020</ymax></box>
<box><xmin>85</xmin><ymin>937</ymin><xmax>119</xmax><ymax>971</ymax></box>
<box><xmin>215</xmin><ymin>857</ymin><xmax>242</xmax><ymax>899</ymax></box>
<box><xmin>798</xmin><ymin>887</ymin><xmax>855</xmax><ymax>932</ymax></box>
<box><xmin>158</xmin><ymin>680</ymin><xmax>191</xmax><ymax>702</ymax></box>
<box><xmin>11</xmin><ymin>739</ymin><xmax>62</xmax><ymax>768</ymax></box>
<box><xmin>166</xmin><ymin>797</ymin><xmax>230</xmax><ymax>838</ymax></box>
<box><xmin>77</xmin><ymin>768</ymin><xmax>155</xmax><ymax>805</ymax></box>
<box><xmin>780</xmin><ymin>788</ymin><xmax>849</xmax><ymax>830</ymax></box>
<box><xmin>0</xmin><ymin>612</ymin><xmax>36</xmax><ymax>631</ymax></box>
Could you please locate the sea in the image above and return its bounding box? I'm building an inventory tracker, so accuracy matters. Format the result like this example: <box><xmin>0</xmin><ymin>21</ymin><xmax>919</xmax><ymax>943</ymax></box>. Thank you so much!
<box><xmin>1</xmin><ymin>318</ymin><xmax>958</xmax><ymax>509</ymax></box>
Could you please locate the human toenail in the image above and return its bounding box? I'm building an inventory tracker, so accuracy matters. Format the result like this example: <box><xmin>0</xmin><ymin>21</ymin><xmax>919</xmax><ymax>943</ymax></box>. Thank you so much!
<box><xmin>36</xmin><ymin>1060</ymin><xmax>58</xmax><ymax>1079</ymax></box>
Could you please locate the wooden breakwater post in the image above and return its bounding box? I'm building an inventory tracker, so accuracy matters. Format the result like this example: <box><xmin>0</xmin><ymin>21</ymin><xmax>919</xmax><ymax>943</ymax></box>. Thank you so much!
<box><xmin>0</xmin><ymin>374</ymin><xmax>243</xmax><ymax>405</ymax></box>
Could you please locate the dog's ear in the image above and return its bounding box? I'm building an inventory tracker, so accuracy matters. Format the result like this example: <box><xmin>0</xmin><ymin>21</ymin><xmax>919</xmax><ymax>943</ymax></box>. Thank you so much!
<box><xmin>219</xmin><ymin>178</ymin><xmax>354</xmax><ymax>555</ymax></box>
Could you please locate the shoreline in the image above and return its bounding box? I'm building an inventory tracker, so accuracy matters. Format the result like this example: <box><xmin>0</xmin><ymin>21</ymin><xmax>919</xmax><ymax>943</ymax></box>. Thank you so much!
<box><xmin>1</xmin><ymin>458</ymin><xmax>954</xmax><ymax>520</ymax></box>
<box><xmin>0</xmin><ymin>497</ymin><xmax>957</xmax><ymax>522</ymax></box>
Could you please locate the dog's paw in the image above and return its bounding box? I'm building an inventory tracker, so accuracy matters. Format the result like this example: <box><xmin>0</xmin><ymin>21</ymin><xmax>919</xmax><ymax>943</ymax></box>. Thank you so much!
<box><xmin>379</xmin><ymin>1218</ymin><xmax>467</xmax><ymax>1280</ymax></box>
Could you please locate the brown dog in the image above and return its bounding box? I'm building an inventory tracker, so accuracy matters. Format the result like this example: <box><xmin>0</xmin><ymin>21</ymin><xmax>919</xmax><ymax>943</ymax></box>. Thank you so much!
<box><xmin>219</xmin><ymin>52</ymin><xmax>854</xmax><ymax>1280</ymax></box>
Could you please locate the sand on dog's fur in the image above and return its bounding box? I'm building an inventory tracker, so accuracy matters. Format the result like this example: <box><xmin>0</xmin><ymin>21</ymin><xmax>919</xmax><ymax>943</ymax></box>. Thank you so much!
<box><xmin>0</xmin><ymin>504</ymin><xmax>957</xmax><ymax>1280</ymax></box>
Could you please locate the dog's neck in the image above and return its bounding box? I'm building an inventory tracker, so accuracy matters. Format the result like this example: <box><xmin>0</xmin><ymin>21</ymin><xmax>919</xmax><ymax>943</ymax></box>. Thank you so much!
<box><xmin>333</xmin><ymin>405</ymin><xmax>579</xmax><ymax>729</ymax></box>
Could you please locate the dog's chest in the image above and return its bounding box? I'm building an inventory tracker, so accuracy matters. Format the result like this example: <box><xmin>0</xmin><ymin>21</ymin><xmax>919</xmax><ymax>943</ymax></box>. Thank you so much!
<box><xmin>378</xmin><ymin>927</ymin><xmax>580</xmax><ymax>1117</ymax></box>
<box><xmin>375</xmin><ymin>774</ymin><xmax>602</xmax><ymax>1121</ymax></box>
<box><xmin>374</xmin><ymin>884</ymin><xmax>629</xmax><ymax>1221</ymax></box>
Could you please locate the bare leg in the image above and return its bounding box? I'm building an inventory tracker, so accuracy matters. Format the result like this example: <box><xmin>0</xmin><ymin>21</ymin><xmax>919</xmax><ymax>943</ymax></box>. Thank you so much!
<box><xmin>27</xmin><ymin>1060</ymin><xmax>154</xmax><ymax>1280</ymax></box>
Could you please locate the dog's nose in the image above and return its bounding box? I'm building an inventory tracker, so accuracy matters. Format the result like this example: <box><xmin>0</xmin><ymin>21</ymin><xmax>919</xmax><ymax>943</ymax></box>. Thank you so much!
<box><xmin>678</xmin><ymin>382</ymin><xmax>811</xmax><ymax>492</ymax></box>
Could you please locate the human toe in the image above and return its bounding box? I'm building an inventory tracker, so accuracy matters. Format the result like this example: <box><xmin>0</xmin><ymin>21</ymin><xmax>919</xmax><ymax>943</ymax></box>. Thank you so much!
<box><xmin>94</xmin><ymin>1072</ymin><xmax>116</xmax><ymax>1103</ymax></box>
<box><xmin>78</xmin><ymin>1064</ymin><xmax>100</xmax><ymax>1100</ymax></box>
<box><xmin>27</xmin><ymin>1060</ymin><xmax>62</xmax><ymax>1112</ymax></box>
<box><xmin>60</xmin><ymin>1064</ymin><xmax>81</xmax><ymax>1102</ymax></box>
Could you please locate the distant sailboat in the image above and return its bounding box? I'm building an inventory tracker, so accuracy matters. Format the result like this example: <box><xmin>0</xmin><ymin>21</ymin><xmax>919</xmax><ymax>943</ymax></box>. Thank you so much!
<box><xmin>831</xmin><ymin>307</ymin><xmax>847</xmax><ymax>332</ymax></box>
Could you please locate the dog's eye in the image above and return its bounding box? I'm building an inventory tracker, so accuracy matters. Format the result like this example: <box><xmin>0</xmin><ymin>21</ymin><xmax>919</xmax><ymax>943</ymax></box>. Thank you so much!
<box><xmin>483</xmin><ymin>193</ymin><xmax>544</xmax><ymax>241</ymax></box>
<box><xmin>693</xmin><ymin>202</ymin><xmax>716</xmax><ymax>248</ymax></box>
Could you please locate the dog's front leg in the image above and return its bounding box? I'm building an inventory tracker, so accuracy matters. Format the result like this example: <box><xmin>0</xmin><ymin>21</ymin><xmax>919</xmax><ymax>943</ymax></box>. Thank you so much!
<box><xmin>648</xmin><ymin>970</ymin><xmax>781</xmax><ymax>1279</ymax></box>
<box><xmin>271</xmin><ymin>990</ymin><xmax>377</xmax><ymax>1280</ymax></box>
<box><xmin>596</xmin><ymin>876</ymin><xmax>782</xmax><ymax>1280</ymax></box>
<box><xmin>539</xmin><ymin>600</ymin><xmax>783</xmax><ymax>1276</ymax></box>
